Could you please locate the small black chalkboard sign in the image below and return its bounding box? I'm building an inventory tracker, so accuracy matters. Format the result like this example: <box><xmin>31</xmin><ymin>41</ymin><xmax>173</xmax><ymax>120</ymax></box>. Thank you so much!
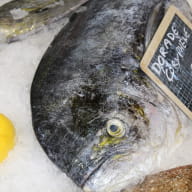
<box><xmin>141</xmin><ymin>6</ymin><xmax>192</xmax><ymax>119</ymax></box>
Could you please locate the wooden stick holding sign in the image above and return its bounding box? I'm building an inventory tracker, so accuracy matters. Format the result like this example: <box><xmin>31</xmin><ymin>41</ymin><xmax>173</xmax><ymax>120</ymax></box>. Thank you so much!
<box><xmin>141</xmin><ymin>5</ymin><xmax>192</xmax><ymax>119</ymax></box>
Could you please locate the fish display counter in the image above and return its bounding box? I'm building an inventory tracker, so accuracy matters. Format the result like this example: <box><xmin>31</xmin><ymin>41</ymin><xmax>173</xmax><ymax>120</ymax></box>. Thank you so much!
<box><xmin>0</xmin><ymin>0</ymin><xmax>192</xmax><ymax>192</ymax></box>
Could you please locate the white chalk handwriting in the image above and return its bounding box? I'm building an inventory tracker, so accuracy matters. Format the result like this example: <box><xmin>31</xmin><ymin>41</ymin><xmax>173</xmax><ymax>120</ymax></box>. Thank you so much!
<box><xmin>151</xmin><ymin>22</ymin><xmax>190</xmax><ymax>82</ymax></box>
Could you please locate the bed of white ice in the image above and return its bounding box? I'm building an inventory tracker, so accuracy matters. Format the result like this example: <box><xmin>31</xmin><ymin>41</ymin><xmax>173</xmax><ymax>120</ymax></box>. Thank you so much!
<box><xmin>0</xmin><ymin>0</ymin><xmax>192</xmax><ymax>192</ymax></box>
<box><xmin>0</xmin><ymin>1</ymin><xmax>81</xmax><ymax>191</ymax></box>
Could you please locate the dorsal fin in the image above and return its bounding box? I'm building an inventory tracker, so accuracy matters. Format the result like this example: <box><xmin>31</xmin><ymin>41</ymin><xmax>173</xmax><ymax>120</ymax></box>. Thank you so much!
<box><xmin>145</xmin><ymin>2</ymin><xmax>165</xmax><ymax>49</ymax></box>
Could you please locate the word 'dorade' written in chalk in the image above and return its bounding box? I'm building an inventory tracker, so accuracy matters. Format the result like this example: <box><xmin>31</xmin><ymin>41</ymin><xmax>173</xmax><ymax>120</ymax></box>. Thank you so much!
<box><xmin>151</xmin><ymin>22</ymin><xmax>190</xmax><ymax>82</ymax></box>
<box><xmin>141</xmin><ymin>6</ymin><xmax>192</xmax><ymax>119</ymax></box>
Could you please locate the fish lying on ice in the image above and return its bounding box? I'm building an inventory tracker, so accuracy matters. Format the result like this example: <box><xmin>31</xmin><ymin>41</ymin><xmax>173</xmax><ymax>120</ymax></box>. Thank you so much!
<box><xmin>31</xmin><ymin>0</ymin><xmax>192</xmax><ymax>191</ymax></box>
<box><xmin>0</xmin><ymin>0</ymin><xmax>88</xmax><ymax>43</ymax></box>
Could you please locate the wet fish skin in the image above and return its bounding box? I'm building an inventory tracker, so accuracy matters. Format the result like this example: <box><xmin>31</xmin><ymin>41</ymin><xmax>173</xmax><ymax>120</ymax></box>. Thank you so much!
<box><xmin>0</xmin><ymin>0</ymin><xmax>88</xmax><ymax>43</ymax></box>
<box><xmin>31</xmin><ymin>0</ymin><xmax>192</xmax><ymax>191</ymax></box>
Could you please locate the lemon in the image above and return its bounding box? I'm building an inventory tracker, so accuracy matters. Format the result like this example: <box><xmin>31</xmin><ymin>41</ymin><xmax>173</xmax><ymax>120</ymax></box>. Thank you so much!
<box><xmin>0</xmin><ymin>114</ymin><xmax>15</xmax><ymax>162</ymax></box>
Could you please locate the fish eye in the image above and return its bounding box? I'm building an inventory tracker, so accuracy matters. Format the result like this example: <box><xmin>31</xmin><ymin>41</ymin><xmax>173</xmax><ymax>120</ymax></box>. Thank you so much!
<box><xmin>106</xmin><ymin>119</ymin><xmax>125</xmax><ymax>138</ymax></box>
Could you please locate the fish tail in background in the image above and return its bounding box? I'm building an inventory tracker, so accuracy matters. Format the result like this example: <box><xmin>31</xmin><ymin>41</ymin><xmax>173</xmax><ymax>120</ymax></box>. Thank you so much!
<box><xmin>0</xmin><ymin>0</ymin><xmax>88</xmax><ymax>43</ymax></box>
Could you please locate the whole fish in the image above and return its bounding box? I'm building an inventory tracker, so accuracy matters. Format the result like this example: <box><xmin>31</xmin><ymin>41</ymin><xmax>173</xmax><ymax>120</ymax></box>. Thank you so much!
<box><xmin>31</xmin><ymin>0</ymin><xmax>192</xmax><ymax>191</ymax></box>
<box><xmin>0</xmin><ymin>0</ymin><xmax>88</xmax><ymax>43</ymax></box>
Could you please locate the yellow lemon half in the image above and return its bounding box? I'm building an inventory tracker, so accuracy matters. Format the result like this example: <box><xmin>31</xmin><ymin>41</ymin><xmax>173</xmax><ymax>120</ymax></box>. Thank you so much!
<box><xmin>0</xmin><ymin>114</ymin><xmax>15</xmax><ymax>162</ymax></box>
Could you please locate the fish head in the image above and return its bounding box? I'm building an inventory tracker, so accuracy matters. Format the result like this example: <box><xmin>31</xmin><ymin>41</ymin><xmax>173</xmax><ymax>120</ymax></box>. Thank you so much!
<box><xmin>31</xmin><ymin>50</ymin><xmax>182</xmax><ymax>192</ymax></box>
<box><xmin>63</xmin><ymin>66</ymin><xmax>179</xmax><ymax>192</ymax></box>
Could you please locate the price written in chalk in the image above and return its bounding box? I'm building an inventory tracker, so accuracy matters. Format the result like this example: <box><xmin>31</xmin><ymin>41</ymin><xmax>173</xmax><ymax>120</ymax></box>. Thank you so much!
<box><xmin>141</xmin><ymin>6</ymin><xmax>192</xmax><ymax>119</ymax></box>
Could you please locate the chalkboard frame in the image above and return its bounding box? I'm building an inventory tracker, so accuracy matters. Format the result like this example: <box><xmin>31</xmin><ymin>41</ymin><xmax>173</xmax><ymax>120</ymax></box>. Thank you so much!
<box><xmin>141</xmin><ymin>5</ymin><xmax>192</xmax><ymax>119</ymax></box>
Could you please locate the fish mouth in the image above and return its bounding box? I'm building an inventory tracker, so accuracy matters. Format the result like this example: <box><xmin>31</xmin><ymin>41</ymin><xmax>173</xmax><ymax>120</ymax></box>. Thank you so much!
<box><xmin>81</xmin><ymin>152</ymin><xmax>129</xmax><ymax>192</ymax></box>
<box><xmin>71</xmin><ymin>142</ymin><xmax>135</xmax><ymax>188</ymax></box>
<box><xmin>80</xmin><ymin>156</ymin><xmax>109</xmax><ymax>187</ymax></box>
